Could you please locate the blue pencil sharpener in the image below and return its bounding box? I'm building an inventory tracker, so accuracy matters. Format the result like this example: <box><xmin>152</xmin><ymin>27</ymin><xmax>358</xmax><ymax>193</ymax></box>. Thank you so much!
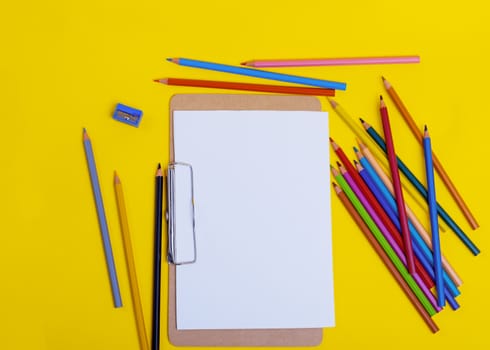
<box><xmin>113</xmin><ymin>103</ymin><xmax>143</xmax><ymax>127</ymax></box>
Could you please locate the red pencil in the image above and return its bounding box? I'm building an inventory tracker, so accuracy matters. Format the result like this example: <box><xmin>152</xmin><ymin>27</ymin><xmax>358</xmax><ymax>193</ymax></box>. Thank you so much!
<box><xmin>379</xmin><ymin>96</ymin><xmax>416</xmax><ymax>275</ymax></box>
<box><xmin>330</xmin><ymin>138</ymin><xmax>434</xmax><ymax>289</ymax></box>
<box><xmin>154</xmin><ymin>77</ymin><xmax>335</xmax><ymax>96</ymax></box>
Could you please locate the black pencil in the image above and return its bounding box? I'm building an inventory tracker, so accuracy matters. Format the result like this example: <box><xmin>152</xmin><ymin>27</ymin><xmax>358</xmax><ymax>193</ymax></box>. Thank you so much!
<box><xmin>151</xmin><ymin>164</ymin><xmax>164</xmax><ymax>350</ymax></box>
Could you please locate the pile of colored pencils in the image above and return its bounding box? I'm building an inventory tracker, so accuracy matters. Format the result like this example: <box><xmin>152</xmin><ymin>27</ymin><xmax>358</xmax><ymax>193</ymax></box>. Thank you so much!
<box><xmin>329</xmin><ymin>84</ymin><xmax>480</xmax><ymax>333</ymax></box>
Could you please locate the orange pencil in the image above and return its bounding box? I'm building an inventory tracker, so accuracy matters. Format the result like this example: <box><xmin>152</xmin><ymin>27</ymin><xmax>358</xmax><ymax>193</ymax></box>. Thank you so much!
<box><xmin>382</xmin><ymin>77</ymin><xmax>479</xmax><ymax>229</ymax></box>
<box><xmin>154</xmin><ymin>77</ymin><xmax>335</xmax><ymax>96</ymax></box>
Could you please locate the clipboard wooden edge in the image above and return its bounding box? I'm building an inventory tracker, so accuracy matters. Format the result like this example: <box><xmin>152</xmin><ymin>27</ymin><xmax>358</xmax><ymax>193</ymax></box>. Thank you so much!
<box><xmin>167</xmin><ymin>94</ymin><xmax>324</xmax><ymax>347</ymax></box>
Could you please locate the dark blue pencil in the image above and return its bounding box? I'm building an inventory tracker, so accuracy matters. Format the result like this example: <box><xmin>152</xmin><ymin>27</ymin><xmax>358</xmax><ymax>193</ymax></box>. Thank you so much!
<box><xmin>83</xmin><ymin>128</ymin><xmax>122</xmax><ymax>308</ymax></box>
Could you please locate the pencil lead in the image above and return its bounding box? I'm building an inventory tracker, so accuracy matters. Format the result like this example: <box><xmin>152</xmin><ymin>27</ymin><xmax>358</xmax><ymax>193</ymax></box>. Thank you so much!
<box><xmin>353</xmin><ymin>160</ymin><xmax>358</xmax><ymax>165</ymax></box>
<box><xmin>166</xmin><ymin>58</ymin><xmax>172</xmax><ymax>62</ymax></box>
<box><xmin>380</xmin><ymin>95</ymin><xmax>384</xmax><ymax>101</ymax></box>
<box><xmin>424</xmin><ymin>125</ymin><xmax>428</xmax><ymax>131</ymax></box>
<box><xmin>329</xmin><ymin>136</ymin><xmax>334</xmax><ymax>143</ymax></box>
<box><xmin>336</xmin><ymin>160</ymin><xmax>342</xmax><ymax>167</ymax></box>
<box><xmin>353</xmin><ymin>146</ymin><xmax>359</xmax><ymax>153</ymax></box>
<box><xmin>359</xmin><ymin>117</ymin><xmax>365</xmax><ymax>123</ymax></box>
<box><xmin>158</xmin><ymin>163</ymin><xmax>161</xmax><ymax>169</ymax></box>
<box><xmin>381</xmin><ymin>76</ymin><xmax>386</xmax><ymax>81</ymax></box>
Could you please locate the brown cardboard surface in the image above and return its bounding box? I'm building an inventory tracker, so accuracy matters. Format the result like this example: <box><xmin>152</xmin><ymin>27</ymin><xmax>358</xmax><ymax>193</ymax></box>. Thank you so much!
<box><xmin>167</xmin><ymin>94</ymin><xmax>324</xmax><ymax>347</ymax></box>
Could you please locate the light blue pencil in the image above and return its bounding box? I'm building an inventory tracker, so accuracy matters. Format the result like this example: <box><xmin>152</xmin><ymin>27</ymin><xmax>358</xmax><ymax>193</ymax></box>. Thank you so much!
<box><xmin>423</xmin><ymin>126</ymin><xmax>445</xmax><ymax>308</ymax></box>
<box><xmin>83</xmin><ymin>128</ymin><xmax>122</xmax><ymax>308</ymax></box>
<box><xmin>166</xmin><ymin>57</ymin><xmax>347</xmax><ymax>90</ymax></box>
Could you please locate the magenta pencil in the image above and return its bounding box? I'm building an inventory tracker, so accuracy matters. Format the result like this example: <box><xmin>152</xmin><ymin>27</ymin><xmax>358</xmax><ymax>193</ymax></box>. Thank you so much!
<box><xmin>339</xmin><ymin>166</ymin><xmax>440</xmax><ymax>312</ymax></box>
<box><xmin>241</xmin><ymin>55</ymin><xmax>420</xmax><ymax>67</ymax></box>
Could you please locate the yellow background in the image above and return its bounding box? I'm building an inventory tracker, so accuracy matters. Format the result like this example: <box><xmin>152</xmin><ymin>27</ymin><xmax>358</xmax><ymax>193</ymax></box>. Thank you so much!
<box><xmin>1</xmin><ymin>1</ymin><xmax>489</xmax><ymax>349</ymax></box>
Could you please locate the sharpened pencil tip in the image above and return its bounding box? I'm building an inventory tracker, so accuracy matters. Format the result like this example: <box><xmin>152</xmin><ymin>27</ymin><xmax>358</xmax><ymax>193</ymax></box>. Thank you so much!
<box><xmin>327</xmin><ymin>97</ymin><xmax>337</xmax><ymax>108</ymax></box>
<box><xmin>336</xmin><ymin>160</ymin><xmax>342</xmax><ymax>167</ymax></box>
<box><xmin>359</xmin><ymin>118</ymin><xmax>364</xmax><ymax>123</ymax></box>
<box><xmin>353</xmin><ymin>146</ymin><xmax>359</xmax><ymax>152</ymax></box>
<box><xmin>379</xmin><ymin>95</ymin><xmax>383</xmax><ymax>101</ymax></box>
<box><xmin>424</xmin><ymin>125</ymin><xmax>427</xmax><ymax>131</ymax></box>
<box><xmin>166</xmin><ymin>58</ymin><xmax>172</xmax><ymax>62</ymax></box>
<box><xmin>158</xmin><ymin>163</ymin><xmax>161</xmax><ymax>169</ymax></box>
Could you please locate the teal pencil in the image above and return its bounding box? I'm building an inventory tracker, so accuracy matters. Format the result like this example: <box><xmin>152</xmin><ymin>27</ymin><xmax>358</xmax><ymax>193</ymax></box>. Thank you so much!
<box><xmin>423</xmin><ymin>126</ymin><xmax>445</xmax><ymax>308</ymax></box>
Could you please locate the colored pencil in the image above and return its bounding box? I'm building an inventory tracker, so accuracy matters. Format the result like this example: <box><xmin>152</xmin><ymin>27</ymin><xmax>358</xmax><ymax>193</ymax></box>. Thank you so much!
<box><xmin>166</xmin><ymin>57</ymin><xmax>346</xmax><ymax>90</ymax></box>
<box><xmin>423</xmin><ymin>126</ymin><xmax>445</xmax><ymax>308</ymax></box>
<box><xmin>379</xmin><ymin>96</ymin><xmax>415</xmax><ymax>274</ymax></box>
<box><xmin>114</xmin><ymin>172</ymin><xmax>150</xmax><ymax>350</ymax></box>
<box><xmin>383</xmin><ymin>77</ymin><xmax>479</xmax><ymax>230</ymax></box>
<box><xmin>331</xmin><ymin>166</ymin><xmax>436</xmax><ymax>316</ymax></box>
<box><xmin>242</xmin><ymin>55</ymin><xmax>420</xmax><ymax>67</ymax></box>
<box><xmin>151</xmin><ymin>164</ymin><xmax>164</xmax><ymax>350</ymax></box>
<box><xmin>355</xmin><ymin>161</ymin><xmax>460</xmax><ymax>307</ymax></box>
<box><xmin>360</xmin><ymin>118</ymin><xmax>480</xmax><ymax>256</ymax></box>
<box><xmin>154</xmin><ymin>77</ymin><xmax>335</xmax><ymax>96</ymax></box>
<box><xmin>333</xmin><ymin>182</ymin><xmax>439</xmax><ymax>333</ymax></box>
<box><xmin>327</xmin><ymin>98</ymin><xmax>441</xmax><ymax>229</ymax></box>
<box><xmin>355</xmin><ymin>161</ymin><xmax>441</xmax><ymax>311</ymax></box>
<box><xmin>330</xmin><ymin>139</ymin><xmax>434</xmax><ymax>288</ymax></box>
<box><xmin>82</xmin><ymin>128</ymin><xmax>122</xmax><ymax>308</ymax></box>
<box><xmin>355</xmin><ymin>142</ymin><xmax>463</xmax><ymax>287</ymax></box>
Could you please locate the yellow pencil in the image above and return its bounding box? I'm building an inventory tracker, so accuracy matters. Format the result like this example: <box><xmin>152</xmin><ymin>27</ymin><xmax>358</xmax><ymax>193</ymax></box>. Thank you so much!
<box><xmin>114</xmin><ymin>172</ymin><xmax>150</xmax><ymax>350</ymax></box>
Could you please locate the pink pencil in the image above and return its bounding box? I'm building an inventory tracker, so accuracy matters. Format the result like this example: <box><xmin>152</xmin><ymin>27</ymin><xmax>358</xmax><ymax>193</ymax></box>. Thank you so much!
<box><xmin>241</xmin><ymin>55</ymin><xmax>420</xmax><ymax>68</ymax></box>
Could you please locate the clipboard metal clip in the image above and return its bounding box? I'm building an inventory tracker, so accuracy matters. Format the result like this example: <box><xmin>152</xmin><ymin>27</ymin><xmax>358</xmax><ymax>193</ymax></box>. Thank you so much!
<box><xmin>166</xmin><ymin>162</ymin><xmax>197</xmax><ymax>265</ymax></box>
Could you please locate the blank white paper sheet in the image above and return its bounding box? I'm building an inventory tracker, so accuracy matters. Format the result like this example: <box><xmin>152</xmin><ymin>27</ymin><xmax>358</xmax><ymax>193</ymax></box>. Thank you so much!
<box><xmin>173</xmin><ymin>110</ymin><xmax>334</xmax><ymax>330</ymax></box>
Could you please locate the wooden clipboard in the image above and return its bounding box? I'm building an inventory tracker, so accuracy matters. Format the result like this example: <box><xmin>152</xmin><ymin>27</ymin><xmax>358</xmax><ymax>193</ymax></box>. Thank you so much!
<box><xmin>167</xmin><ymin>94</ymin><xmax>324</xmax><ymax>347</ymax></box>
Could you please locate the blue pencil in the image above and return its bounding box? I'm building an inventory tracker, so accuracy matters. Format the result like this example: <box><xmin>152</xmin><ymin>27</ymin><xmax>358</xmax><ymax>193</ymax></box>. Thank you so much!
<box><xmin>166</xmin><ymin>57</ymin><xmax>347</xmax><ymax>90</ymax></box>
<box><xmin>423</xmin><ymin>126</ymin><xmax>445</xmax><ymax>308</ymax></box>
<box><xmin>83</xmin><ymin>128</ymin><xmax>122</xmax><ymax>308</ymax></box>
<box><xmin>360</xmin><ymin>118</ymin><xmax>480</xmax><ymax>256</ymax></box>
